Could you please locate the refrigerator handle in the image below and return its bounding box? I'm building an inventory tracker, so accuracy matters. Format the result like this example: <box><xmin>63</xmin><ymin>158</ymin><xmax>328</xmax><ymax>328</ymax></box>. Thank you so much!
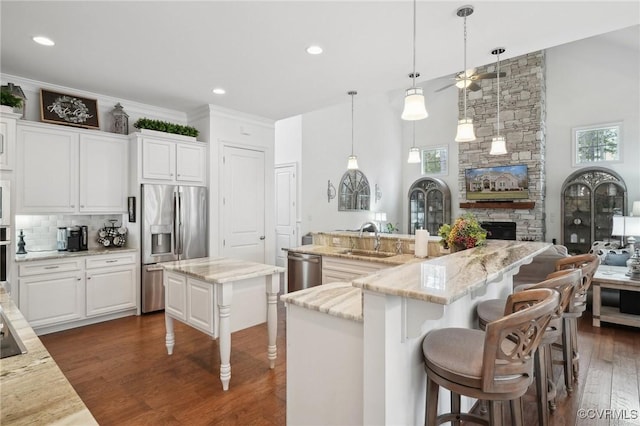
<box><xmin>177</xmin><ymin>192</ymin><xmax>183</xmax><ymax>255</ymax></box>
<box><xmin>173</xmin><ymin>191</ymin><xmax>179</xmax><ymax>255</ymax></box>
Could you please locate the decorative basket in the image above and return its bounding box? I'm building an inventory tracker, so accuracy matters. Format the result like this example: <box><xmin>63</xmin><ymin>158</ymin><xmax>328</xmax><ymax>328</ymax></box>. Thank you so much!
<box><xmin>98</xmin><ymin>220</ymin><xmax>127</xmax><ymax>247</ymax></box>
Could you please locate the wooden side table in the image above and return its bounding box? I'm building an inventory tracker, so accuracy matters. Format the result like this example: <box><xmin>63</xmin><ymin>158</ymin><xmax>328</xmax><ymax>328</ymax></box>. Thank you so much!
<box><xmin>592</xmin><ymin>265</ymin><xmax>640</xmax><ymax>328</ymax></box>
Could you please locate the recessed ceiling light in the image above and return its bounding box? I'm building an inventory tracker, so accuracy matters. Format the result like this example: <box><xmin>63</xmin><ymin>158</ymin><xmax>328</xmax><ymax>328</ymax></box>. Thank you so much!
<box><xmin>32</xmin><ymin>36</ymin><xmax>55</xmax><ymax>46</ymax></box>
<box><xmin>306</xmin><ymin>45</ymin><xmax>323</xmax><ymax>55</ymax></box>
<box><xmin>212</xmin><ymin>88</ymin><xmax>226</xmax><ymax>95</ymax></box>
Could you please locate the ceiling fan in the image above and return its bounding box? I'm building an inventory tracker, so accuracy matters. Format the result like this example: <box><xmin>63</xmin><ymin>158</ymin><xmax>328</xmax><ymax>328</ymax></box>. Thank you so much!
<box><xmin>435</xmin><ymin>68</ymin><xmax>506</xmax><ymax>93</ymax></box>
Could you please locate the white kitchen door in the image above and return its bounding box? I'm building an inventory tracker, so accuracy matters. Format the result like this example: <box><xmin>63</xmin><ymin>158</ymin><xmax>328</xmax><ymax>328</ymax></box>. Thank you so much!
<box><xmin>222</xmin><ymin>146</ymin><xmax>266</xmax><ymax>263</ymax></box>
<box><xmin>274</xmin><ymin>163</ymin><xmax>297</xmax><ymax>267</ymax></box>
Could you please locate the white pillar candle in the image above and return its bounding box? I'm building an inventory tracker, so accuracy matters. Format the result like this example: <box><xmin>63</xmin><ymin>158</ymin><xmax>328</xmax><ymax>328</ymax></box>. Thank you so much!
<box><xmin>415</xmin><ymin>229</ymin><xmax>430</xmax><ymax>258</ymax></box>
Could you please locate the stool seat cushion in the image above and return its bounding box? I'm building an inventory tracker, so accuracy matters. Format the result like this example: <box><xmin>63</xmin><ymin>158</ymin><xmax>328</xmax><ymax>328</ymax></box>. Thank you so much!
<box><xmin>423</xmin><ymin>328</ymin><xmax>485</xmax><ymax>387</ymax></box>
<box><xmin>476</xmin><ymin>299</ymin><xmax>505</xmax><ymax>325</ymax></box>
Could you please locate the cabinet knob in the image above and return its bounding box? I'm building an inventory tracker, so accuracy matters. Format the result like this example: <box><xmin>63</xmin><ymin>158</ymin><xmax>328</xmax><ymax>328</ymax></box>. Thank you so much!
<box><xmin>80</xmin><ymin>205</ymin><xmax>85</xmax><ymax>208</ymax></box>
<box><xmin>259</xmin><ymin>236</ymin><xmax>266</xmax><ymax>240</ymax></box>
<box><xmin>71</xmin><ymin>205</ymin><xmax>75</xmax><ymax>208</ymax></box>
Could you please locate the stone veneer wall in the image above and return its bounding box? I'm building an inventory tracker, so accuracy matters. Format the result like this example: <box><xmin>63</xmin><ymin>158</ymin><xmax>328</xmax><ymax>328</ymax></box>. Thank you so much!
<box><xmin>457</xmin><ymin>51</ymin><xmax>547</xmax><ymax>241</ymax></box>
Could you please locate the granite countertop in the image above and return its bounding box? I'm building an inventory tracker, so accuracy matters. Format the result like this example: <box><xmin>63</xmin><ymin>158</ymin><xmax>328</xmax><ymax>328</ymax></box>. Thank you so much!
<box><xmin>280</xmin><ymin>282</ymin><xmax>363</xmax><ymax>322</ymax></box>
<box><xmin>312</xmin><ymin>231</ymin><xmax>418</xmax><ymax>240</ymax></box>
<box><xmin>161</xmin><ymin>257</ymin><xmax>285</xmax><ymax>284</ymax></box>
<box><xmin>352</xmin><ymin>240</ymin><xmax>551</xmax><ymax>305</ymax></box>
<box><xmin>15</xmin><ymin>247</ymin><xmax>137</xmax><ymax>262</ymax></box>
<box><xmin>0</xmin><ymin>290</ymin><xmax>98</xmax><ymax>425</ymax></box>
<box><xmin>286</xmin><ymin>244</ymin><xmax>419</xmax><ymax>265</ymax></box>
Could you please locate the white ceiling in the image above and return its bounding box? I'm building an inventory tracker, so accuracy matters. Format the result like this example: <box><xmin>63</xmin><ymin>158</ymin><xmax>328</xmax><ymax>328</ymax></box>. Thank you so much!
<box><xmin>1</xmin><ymin>1</ymin><xmax>639</xmax><ymax>120</ymax></box>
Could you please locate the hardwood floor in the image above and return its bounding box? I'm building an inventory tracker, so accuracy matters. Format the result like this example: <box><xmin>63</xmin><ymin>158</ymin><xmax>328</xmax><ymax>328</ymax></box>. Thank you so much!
<box><xmin>41</xmin><ymin>306</ymin><xmax>639</xmax><ymax>425</ymax></box>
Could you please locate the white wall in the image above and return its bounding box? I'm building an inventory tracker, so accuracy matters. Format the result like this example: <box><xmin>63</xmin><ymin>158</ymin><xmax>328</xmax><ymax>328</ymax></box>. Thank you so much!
<box><xmin>292</xmin><ymin>25</ymin><xmax>639</xmax><ymax>241</ymax></box>
<box><xmin>546</xmin><ymin>25</ymin><xmax>640</xmax><ymax>242</ymax></box>
<box><xmin>275</xmin><ymin>115</ymin><xmax>302</xmax><ymax>165</ymax></box>
<box><xmin>0</xmin><ymin>73</ymin><xmax>190</xmax><ymax>133</ymax></box>
<box><xmin>401</xmin><ymin>78</ymin><xmax>461</xmax><ymax>233</ymax></box>
<box><xmin>300</xmin><ymin>92</ymin><xmax>403</xmax><ymax>235</ymax></box>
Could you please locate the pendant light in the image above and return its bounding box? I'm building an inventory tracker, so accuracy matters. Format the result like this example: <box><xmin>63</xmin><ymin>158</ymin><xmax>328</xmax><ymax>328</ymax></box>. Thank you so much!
<box><xmin>407</xmin><ymin>121</ymin><xmax>421</xmax><ymax>163</ymax></box>
<box><xmin>490</xmin><ymin>47</ymin><xmax>507</xmax><ymax>155</ymax></box>
<box><xmin>454</xmin><ymin>5</ymin><xmax>476</xmax><ymax>142</ymax></box>
<box><xmin>347</xmin><ymin>91</ymin><xmax>359</xmax><ymax>170</ymax></box>
<box><xmin>401</xmin><ymin>0</ymin><xmax>428</xmax><ymax>121</ymax></box>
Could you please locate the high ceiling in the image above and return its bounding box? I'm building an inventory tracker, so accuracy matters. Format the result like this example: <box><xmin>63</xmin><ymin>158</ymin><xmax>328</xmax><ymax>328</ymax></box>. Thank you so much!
<box><xmin>1</xmin><ymin>1</ymin><xmax>638</xmax><ymax>120</ymax></box>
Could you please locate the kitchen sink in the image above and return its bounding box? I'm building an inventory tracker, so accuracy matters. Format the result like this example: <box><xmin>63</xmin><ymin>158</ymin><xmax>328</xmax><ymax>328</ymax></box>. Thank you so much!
<box><xmin>340</xmin><ymin>249</ymin><xmax>396</xmax><ymax>259</ymax></box>
<box><xmin>0</xmin><ymin>308</ymin><xmax>27</xmax><ymax>359</ymax></box>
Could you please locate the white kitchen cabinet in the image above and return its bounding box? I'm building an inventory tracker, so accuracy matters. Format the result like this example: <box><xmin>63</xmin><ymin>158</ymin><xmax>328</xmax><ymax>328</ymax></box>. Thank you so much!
<box><xmin>19</xmin><ymin>261</ymin><xmax>84</xmax><ymax>329</ymax></box>
<box><xmin>138</xmin><ymin>134</ymin><xmax>206</xmax><ymax>185</ymax></box>
<box><xmin>187</xmin><ymin>277</ymin><xmax>215</xmax><ymax>334</ymax></box>
<box><xmin>176</xmin><ymin>143</ymin><xmax>205</xmax><ymax>183</ymax></box>
<box><xmin>16</xmin><ymin>124</ymin><xmax>78</xmax><ymax>213</ymax></box>
<box><xmin>0</xmin><ymin>111</ymin><xmax>20</xmax><ymax>171</ymax></box>
<box><xmin>16</xmin><ymin>122</ymin><xmax>129</xmax><ymax>214</ymax></box>
<box><xmin>141</xmin><ymin>137</ymin><xmax>175</xmax><ymax>181</ymax></box>
<box><xmin>165</xmin><ymin>271</ymin><xmax>187</xmax><ymax>321</ymax></box>
<box><xmin>85</xmin><ymin>253</ymin><xmax>136</xmax><ymax>317</ymax></box>
<box><xmin>17</xmin><ymin>251</ymin><xmax>138</xmax><ymax>334</ymax></box>
<box><xmin>321</xmin><ymin>256</ymin><xmax>390</xmax><ymax>284</ymax></box>
<box><xmin>79</xmin><ymin>133</ymin><xmax>128</xmax><ymax>213</ymax></box>
<box><xmin>165</xmin><ymin>271</ymin><xmax>216</xmax><ymax>334</ymax></box>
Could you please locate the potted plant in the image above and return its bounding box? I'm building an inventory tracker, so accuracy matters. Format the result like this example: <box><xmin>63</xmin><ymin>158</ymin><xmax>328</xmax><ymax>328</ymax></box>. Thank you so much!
<box><xmin>438</xmin><ymin>213</ymin><xmax>488</xmax><ymax>251</ymax></box>
<box><xmin>133</xmin><ymin>118</ymin><xmax>199</xmax><ymax>138</ymax></box>
<box><xmin>0</xmin><ymin>90</ymin><xmax>23</xmax><ymax>113</ymax></box>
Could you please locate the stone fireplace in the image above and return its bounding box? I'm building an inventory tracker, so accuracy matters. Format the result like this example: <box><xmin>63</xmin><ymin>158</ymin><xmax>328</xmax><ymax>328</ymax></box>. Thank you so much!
<box><xmin>458</xmin><ymin>51</ymin><xmax>546</xmax><ymax>241</ymax></box>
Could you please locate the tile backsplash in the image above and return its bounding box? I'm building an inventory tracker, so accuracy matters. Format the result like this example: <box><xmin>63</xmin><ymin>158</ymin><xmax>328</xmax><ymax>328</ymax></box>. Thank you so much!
<box><xmin>15</xmin><ymin>214</ymin><xmax>128</xmax><ymax>252</ymax></box>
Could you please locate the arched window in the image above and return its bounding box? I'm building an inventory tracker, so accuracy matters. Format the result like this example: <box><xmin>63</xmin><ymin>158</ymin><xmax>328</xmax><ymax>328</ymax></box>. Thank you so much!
<box><xmin>338</xmin><ymin>170</ymin><xmax>370</xmax><ymax>211</ymax></box>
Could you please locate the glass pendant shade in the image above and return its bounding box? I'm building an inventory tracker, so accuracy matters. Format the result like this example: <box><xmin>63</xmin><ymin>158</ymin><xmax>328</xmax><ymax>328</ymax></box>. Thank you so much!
<box><xmin>347</xmin><ymin>155</ymin><xmax>359</xmax><ymax>170</ymax></box>
<box><xmin>489</xmin><ymin>136</ymin><xmax>507</xmax><ymax>155</ymax></box>
<box><xmin>407</xmin><ymin>147</ymin><xmax>421</xmax><ymax>163</ymax></box>
<box><xmin>455</xmin><ymin>118</ymin><xmax>476</xmax><ymax>142</ymax></box>
<box><xmin>401</xmin><ymin>87</ymin><xmax>428</xmax><ymax>121</ymax></box>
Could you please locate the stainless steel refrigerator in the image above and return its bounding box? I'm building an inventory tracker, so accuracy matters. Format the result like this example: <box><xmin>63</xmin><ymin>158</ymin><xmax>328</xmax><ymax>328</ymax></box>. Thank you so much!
<box><xmin>141</xmin><ymin>184</ymin><xmax>208</xmax><ymax>313</ymax></box>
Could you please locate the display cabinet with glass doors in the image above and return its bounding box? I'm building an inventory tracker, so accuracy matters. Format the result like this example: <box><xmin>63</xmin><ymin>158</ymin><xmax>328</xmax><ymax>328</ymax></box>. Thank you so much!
<box><xmin>408</xmin><ymin>177</ymin><xmax>451</xmax><ymax>235</ymax></box>
<box><xmin>561</xmin><ymin>167</ymin><xmax>626</xmax><ymax>254</ymax></box>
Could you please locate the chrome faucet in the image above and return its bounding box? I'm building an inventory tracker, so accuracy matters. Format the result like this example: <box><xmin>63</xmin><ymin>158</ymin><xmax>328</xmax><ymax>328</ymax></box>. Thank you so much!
<box><xmin>359</xmin><ymin>222</ymin><xmax>380</xmax><ymax>251</ymax></box>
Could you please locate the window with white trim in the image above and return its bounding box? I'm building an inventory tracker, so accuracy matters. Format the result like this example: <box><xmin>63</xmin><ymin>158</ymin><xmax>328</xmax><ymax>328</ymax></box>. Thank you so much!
<box><xmin>573</xmin><ymin>122</ymin><xmax>621</xmax><ymax>166</ymax></box>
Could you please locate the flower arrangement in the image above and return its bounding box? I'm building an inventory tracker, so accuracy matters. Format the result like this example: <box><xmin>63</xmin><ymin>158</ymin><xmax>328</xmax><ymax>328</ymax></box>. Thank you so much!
<box><xmin>438</xmin><ymin>213</ymin><xmax>488</xmax><ymax>250</ymax></box>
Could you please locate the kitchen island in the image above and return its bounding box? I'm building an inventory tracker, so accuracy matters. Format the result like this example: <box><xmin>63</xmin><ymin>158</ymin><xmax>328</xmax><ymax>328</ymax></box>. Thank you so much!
<box><xmin>0</xmin><ymin>289</ymin><xmax>97</xmax><ymax>426</ymax></box>
<box><xmin>161</xmin><ymin>257</ymin><xmax>285</xmax><ymax>391</ymax></box>
<box><xmin>281</xmin><ymin>240</ymin><xmax>550</xmax><ymax>425</ymax></box>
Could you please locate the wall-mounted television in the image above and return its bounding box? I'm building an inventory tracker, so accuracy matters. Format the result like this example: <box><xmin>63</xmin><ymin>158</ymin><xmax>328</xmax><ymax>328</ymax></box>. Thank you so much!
<box><xmin>465</xmin><ymin>164</ymin><xmax>529</xmax><ymax>201</ymax></box>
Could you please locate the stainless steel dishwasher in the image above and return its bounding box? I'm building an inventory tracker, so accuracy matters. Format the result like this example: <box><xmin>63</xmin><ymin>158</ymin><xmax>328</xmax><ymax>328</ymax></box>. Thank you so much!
<box><xmin>287</xmin><ymin>252</ymin><xmax>322</xmax><ymax>292</ymax></box>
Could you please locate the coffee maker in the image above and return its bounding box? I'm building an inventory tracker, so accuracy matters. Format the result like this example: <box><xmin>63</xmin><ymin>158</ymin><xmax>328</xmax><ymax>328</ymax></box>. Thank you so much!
<box><xmin>67</xmin><ymin>226</ymin><xmax>81</xmax><ymax>252</ymax></box>
<box><xmin>57</xmin><ymin>227</ymin><xmax>68</xmax><ymax>251</ymax></box>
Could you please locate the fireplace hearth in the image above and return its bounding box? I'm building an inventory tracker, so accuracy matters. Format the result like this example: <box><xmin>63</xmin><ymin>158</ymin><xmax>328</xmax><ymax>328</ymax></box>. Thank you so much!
<box><xmin>481</xmin><ymin>221</ymin><xmax>517</xmax><ymax>240</ymax></box>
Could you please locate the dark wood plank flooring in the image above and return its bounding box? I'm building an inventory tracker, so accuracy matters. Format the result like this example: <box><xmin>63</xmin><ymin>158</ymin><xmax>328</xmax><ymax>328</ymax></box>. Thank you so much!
<box><xmin>41</xmin><ymin>306</ymin><xmax>639</xmax><ymax>425</ymax></box>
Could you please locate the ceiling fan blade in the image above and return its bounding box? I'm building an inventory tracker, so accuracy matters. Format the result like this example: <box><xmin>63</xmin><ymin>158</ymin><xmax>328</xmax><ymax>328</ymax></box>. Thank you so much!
<box><xmin>468</xmin><ymin>82</ymin><xmax>481</xmax><ymax>91</ymax></box>
<box><xmin>435</xmin><ymin>83</ymin><xmax>456</xmax><ymax>93</ymax></box>
<box><xmin>473</xmin><ymin>71</ymin><xmax>507</xmax><ymax>80</ymax></box>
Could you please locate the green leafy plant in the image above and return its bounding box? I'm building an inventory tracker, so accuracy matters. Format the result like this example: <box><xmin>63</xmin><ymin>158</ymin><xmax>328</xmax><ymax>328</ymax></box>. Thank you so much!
<box><xmin>1</xmin><ymin>90</ymin><xmax>23</xmax><ymax>108</ymax></box>
<box><xmin>133</xmin><ymin>118</ymin><xmax>199</xmax><ymax>138</ymax></box>
<box><xmin>438</xmin><ymin>213</ymin><xmax>487</xmax><ymax>250</ymax></box>
<box><xmin>386</xmin><ymin>223</ymin><xmax>399</xmax><ymax>233</ymax></box>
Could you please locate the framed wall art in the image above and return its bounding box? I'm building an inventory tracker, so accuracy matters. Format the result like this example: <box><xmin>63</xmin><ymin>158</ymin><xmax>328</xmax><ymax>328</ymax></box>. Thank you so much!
<box><xmin>40</xmin><ymin>89</ymin><xmax>100</xmax><ymax>129</ymax></box>
<box><xmin>421</xmin><ymin>145</ymin><xmax>448</xmax><ymax>175</ymax></box>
